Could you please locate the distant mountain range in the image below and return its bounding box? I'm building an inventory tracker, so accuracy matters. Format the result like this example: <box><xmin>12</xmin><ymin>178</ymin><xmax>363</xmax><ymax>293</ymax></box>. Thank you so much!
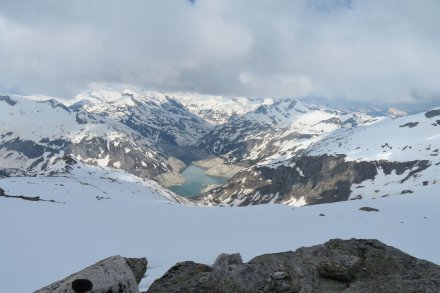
<box><xmin>1</xmin><ymin>90</ymin><xmax>438</xmax><ymax>207</ymax></box>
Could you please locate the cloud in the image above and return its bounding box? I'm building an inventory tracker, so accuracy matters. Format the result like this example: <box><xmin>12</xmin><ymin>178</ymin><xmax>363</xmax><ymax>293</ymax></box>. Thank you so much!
<box><xmin>0</xmin><ymin>0</ymin><xmax>439</xmax><ymax>106</ymax></box>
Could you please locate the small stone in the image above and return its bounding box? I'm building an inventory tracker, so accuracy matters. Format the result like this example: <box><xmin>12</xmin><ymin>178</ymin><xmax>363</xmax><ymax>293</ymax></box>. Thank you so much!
<box><xmin>359</xmin><ymin>206</ymin><xmax>379</xmax><ymax>212</ymax></box>
<box><xmin>319</xmin><ymin>213</ymin><xmax>325</xmax><ymax>216</ymax></box>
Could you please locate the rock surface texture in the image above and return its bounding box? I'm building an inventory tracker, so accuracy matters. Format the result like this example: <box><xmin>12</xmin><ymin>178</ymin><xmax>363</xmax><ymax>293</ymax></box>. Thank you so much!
<box><xmin>200</xmin><ymin>155</ymin><xmax>430</xmax><ymax>206</ymax></box>
<box><xmin>147</xmin><ymin>239</ymin><xmax>440</xmax><ymax>293</ymax></box>
<box><xmin>35</xmin><ymin>255</ymin><xmax>147</xmax><ymax>293</ymax></box>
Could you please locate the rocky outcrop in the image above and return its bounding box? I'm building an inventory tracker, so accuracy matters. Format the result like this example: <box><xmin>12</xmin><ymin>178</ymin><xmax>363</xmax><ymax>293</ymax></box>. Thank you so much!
<box><xmin>199</xmin><ymin>155</ymin><xmax>431</xmax><ymax>206</ymax></box>
<box><xmin>425</xmin><ymin>109</ymin><xmax>440</xmax><ymax>118</ymax></box>
<box><xmin>0</xmin><ymin>95</ymin><xmax>17</xmax><ymax>106</ymax></box>
<box><xmin>35</xmin><ymin>256</ymin><xmax>147</xmax><ymax>293</ymax></box>
<box><xmin>147</xmin><ymin>239</ymin><xmax>440</xmax><ymax>293</ymax></box>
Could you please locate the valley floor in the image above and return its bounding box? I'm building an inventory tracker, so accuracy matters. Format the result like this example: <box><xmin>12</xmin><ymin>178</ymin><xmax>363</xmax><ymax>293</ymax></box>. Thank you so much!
<box><xmin>0</xmin><ymin>173</ymin><xmax>439</xmax><ymax>292</ymax></box>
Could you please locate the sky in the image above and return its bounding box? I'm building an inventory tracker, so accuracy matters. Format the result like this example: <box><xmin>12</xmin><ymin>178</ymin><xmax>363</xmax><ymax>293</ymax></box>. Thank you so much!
<box><xmin>0</xmin><ymin>0</ymin><xmax>439</xmax><ymax>106</ymax></box>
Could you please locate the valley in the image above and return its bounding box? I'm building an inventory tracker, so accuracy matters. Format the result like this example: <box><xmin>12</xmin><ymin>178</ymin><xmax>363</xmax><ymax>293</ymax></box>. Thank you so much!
<box><xmin>2</xmin><ymin>3</ymin><xmax>439</xmax><ymax>292</ymax></box>
<box><xmin>1</xmin><ymin>91</ymin><xmax>438</xmax><ymax>205</ymax></box>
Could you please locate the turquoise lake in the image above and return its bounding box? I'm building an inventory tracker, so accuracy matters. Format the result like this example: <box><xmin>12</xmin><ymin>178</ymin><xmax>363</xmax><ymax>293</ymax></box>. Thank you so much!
<box><xmin>169</xmin><ymin>165</ymin><xmax>227</xmax><ymax>197</ymax></box>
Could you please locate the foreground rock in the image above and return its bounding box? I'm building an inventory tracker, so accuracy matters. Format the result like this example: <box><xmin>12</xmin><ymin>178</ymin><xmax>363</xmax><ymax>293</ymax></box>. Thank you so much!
<box><xmin>147</xmin><ymin>239</ymin><xmax>440</xmax><ymax>293</ymax></box>
<box><xmin>35</xmin><ymin>256</ymin><xmax>147</xmax><ymax>293</ymax></box>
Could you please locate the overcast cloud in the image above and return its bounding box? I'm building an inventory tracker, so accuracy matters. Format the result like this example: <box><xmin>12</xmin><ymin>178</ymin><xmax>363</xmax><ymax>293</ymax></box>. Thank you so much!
<box><xmin>0</xmin><ymin>0</ymin><xmax>439</xmax><ymax>105</ymax></box>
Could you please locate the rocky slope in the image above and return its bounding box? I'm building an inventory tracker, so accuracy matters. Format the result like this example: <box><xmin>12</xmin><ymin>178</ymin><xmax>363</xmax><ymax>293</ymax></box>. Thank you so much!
<box><xmin>200</xmin><ymin>109</ymin><xmax>440</xmax><ymax>206</ymax></box>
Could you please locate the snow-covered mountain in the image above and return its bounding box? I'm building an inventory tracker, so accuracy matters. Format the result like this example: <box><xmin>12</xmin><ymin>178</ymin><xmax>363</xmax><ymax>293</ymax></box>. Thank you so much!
<box><xmin>200</xmin><ymin>98</ymin><xmax>375</xmax><ymax>163</ymax></box>
<box><xmin>199</xmin><ymin>108</ymin><xmax>440</xmax><ymax>206</ymax></box>
<box><xmin>1</xmin><ymin>91</ymin><xmax>438</xmax><ymax>210</ymax></box>
<box><xmin>0</xmin><ymin>95</ymin><xmax>172</xmax><ymax>179</ymax></box>
<box><xmin>72</xmin><ymin>89</ymin><xmax>212</xmax><ymax>146</ymax></box>
<box><xmin>173</xmin><ymin>93</ymin><xmax>264</xmax><ymax>125</ymax></box>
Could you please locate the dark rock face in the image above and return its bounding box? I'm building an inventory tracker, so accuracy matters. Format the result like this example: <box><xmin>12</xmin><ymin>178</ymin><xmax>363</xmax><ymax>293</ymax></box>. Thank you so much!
<box><xmin>35</xmin><ymin>256</ymin><xmax>147</xmax><ymax>293</ymax></box>
<box><xmin>425</xmin><ymin>109</ymin><xmax>440</xmax><ymax>118</ymax></box>
<box><xmin>125</xmin><ymin>257</ymin><xmax>148</xmax><ymax>284</ymax></box>
<box><xmin>1</xmin><ymin>138</ymin><xmax>54</xmax><ymax>159</ymax></box>
<box><xmin>200</xmin><ymin>117</ymin><xmax>272</xmax><ymax>162</ymax></box>
<box><xmin>0</xmin><ymin>95</ymin><xmax>17</xmax><ymax>106</ymax></box>
<box><xmin>200</xmin><ymin>155</ymin><xmax>430</xmax><ymax>206</ymax></box>
<box><xmin>40</xmin><ymin>99</ymin><xmax>71</xmax><ymax>112</ymax></box>
<box><xmin>69</xmin><ymin>137</ymin><xmax>170</xmax><ymax>178</ymax></box>
<box><xmin>147</xmin><ymin>239</ymin><xmax>440</xmax><ymax>293</ymax></box>
<box><xmin>80</xmin><ymin>94</ymin><xmax>211</xmax><ymax>146</ymax></box>
<box><xmin>399</xmin><ymin>122</ymin><xmax>419</xmax><ymax>128</ymax></box>
<box><xmin>0</xmin><ymin>132</ymin><xmax>170</xmax><ymax>179</ymax></box>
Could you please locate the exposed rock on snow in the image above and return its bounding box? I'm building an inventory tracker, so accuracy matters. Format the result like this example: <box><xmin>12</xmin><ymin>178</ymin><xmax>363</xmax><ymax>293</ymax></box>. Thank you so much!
<box><xmin>425</xmin><ymin>109</ymin><xmax>440</xmax><ymax>118</ymax></box>
<box><xmin>147</xmin><ymin>239</ymin><xmax>440</xmax><ymax>293</ymax></box>
<box><xmin>35</xmin><ymin>256</ymin><xmax>147</xmax><ymax>293</ymax></box>
<box><xmin>359</xmin><ymin>207</ymin><xmax>380</xmax><ymax>212</ymax></box>
<box><xmin>200</xmin><ymin>155</ymin><xmax>431</xmax><ymax>206</ymax></box>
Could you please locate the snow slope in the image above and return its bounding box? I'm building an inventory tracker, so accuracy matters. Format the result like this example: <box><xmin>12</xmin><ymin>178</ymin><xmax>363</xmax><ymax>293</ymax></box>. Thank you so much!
<box><xmin>305</xmin><ymin>109</ymin><xmax>440</xmax><ymax>162</ymax></box>
<box><xmin>0</xmin><ymin>176</ymin><xmax>438</xmax><ymax>292</ymax></box>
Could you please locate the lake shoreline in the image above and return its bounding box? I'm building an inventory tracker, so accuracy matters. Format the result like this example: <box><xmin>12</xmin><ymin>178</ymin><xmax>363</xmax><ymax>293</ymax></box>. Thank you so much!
<box><xmin>193</xmin><ymin>157</ymin><xmax>245</xmax><ymax>178</ymax></box>
<box><xmin>169</xmin><ymin>164</ymin><xmax>227</xmax><ymax>197</ymax></box>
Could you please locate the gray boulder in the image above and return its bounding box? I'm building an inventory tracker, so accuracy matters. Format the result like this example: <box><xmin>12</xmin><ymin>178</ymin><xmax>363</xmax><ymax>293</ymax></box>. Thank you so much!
<box><xmin>213</xmin><ymin>253</ymin><xmax>243</xmax><ymax>268</ymax></box>
<box><xmin>35</xmin><ymin>255</ymin><xmax>147</xmax><ymax>293</ymax></box>
<box><xmin>147</xmin><ymin>239</ymin><xmax>440</xmax><ymax>293</ymax></box>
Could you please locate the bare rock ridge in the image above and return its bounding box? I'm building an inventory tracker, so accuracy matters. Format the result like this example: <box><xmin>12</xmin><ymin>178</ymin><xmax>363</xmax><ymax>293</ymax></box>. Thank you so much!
<box><xmin>35</xmin><ymin>239</ymin><xmax>440</xmax><ymax>293</ymax></box>
<box><xmin>147</xmin><ymin>239</ymin><xmax>440</xmax><ymax>293</ymax></box>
